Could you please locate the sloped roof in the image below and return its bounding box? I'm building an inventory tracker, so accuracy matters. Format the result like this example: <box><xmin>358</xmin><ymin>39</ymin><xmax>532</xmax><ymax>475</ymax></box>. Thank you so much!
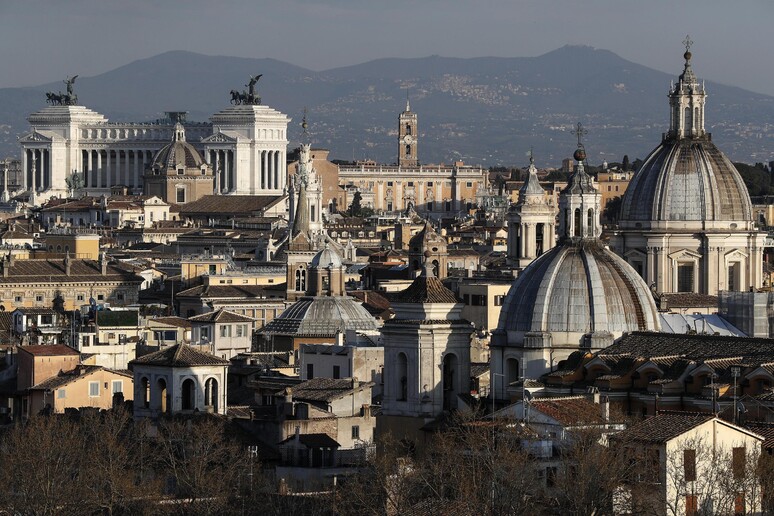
<box><xmin>612</xmin><ymin>413</ymin><xmax>714</xmax><ymax>444</ymax></box>
<box><xmin>291</xmin><ymin>377</ymin><xmax>373</xmax><ymax>403</ymax></box>
<box><xmin>278</xmin><ymin>432</ymin><xmax>340</xmax><ymax>449</ymax></box>
<box><xmin>30</xmin><ymin>365</ymin><xmax>131</xmax><ymax>391</ymax></box>
<box><xmin>19</xmin><ymin>344</ymin><xmax>80</xmax><ymax>356</ymax></box>
<box><xmin>178</xmin><ymin>195</ymin><xmax>284</xmax><ymax>216</ymax></box>
<box><xmin>384</xmin><ymin>271</ymin><xmax>459</xmax><ymax>304</ymax></box>
<box><xmin>130</xmin><ymin>343</ymin><xmax>229</xmax><ymax>367</ymax></box>
<box><xmin>530</xmin><ymin>397</ymin><xmax>608</xmax><ymax>426</ymax></box>
<box><xmin>188</xmin><ymin>309</ymin><xmax>256</xmax><ymax>324</ymax></box>
<box><xmin>0</xmin><ymin>259</ymin><xmax>143</xmax><ymax>285</ymax></box>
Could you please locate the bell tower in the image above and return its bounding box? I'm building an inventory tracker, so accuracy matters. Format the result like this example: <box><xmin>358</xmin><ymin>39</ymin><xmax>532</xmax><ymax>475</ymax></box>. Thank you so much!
<box><xmin>398</xmin><ymin>93</ymin><xmax>418</xmax><ymax>167</ymax></box>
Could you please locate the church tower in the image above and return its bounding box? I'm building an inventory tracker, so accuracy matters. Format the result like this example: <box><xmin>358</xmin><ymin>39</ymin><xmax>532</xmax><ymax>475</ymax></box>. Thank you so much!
<box><xmin>558</xmin><ymin>125</ymin><xmax>602</xmax><ymax>242</ymax></box>
<box><xmin>379</xmin><ymin>259</ymin><xmax>472</xmax><ymax>443</ymax></box>
<box><xmin>506</xmin><ymin>153</ymin><xmax>556</xmax><ymax>269</ymax></box>
<box><xmin>398</xmin><ymin>95</ymin><xmax>418</xmax><ymax>167</ymax></box>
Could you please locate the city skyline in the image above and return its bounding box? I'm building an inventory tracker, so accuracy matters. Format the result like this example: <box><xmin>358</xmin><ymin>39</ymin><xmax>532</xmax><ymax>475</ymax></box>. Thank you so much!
<box><xmin>1</xmin><ymin>1</ymin><xmax>773</xmax><ymax>96</ymax></box>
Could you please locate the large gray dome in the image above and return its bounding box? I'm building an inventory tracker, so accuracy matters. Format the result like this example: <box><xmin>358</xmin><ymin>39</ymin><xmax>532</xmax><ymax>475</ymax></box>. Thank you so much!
<box><xmin>151</xmin><ymin>123</ymin><xmax>205</xmax><ymax>170</ymax></box>
<box><xmin>498</xmin><ymin>241</ymin><xmax>660</xmax><ymax>334</ymax></box>
<box><xmin>261</xmin><ymin>296</ymin><xmax>380</xmax><ymax>337</ymax></box>
<box><xmin>619</xmin><ymin>138</ymin><xmax>752</xmax><ymax>224</ymax></box>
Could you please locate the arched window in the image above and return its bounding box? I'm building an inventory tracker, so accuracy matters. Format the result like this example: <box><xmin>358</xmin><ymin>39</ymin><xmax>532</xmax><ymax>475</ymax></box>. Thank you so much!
<box><xmin>181</xmin><ymin>378</ymin><xmax>196</xmax><ymax>411</ymax></box>
<box><xmin>295</xmin><ymin>268</ymin><xmax>306</xmax><ymax>291</ymax></box>
<box><xmin>157</xmin><ymin>378</ymin><xmax>168</xmax><ymax>414</ymax></box>
<box><xmin>406</xmin><ymin>124</ymin><xmax>412</xmax><ymax>135</ymax></box>
<box><xmin>443</xmin><ymin>354</ymin><xmax>458</xmax><ymax>411</ymax></box>
<box><xmin>141</xmin><ymin>377</ymin><xmax>150</xmax><ymax>408</ymax></box>
<box><xmin>397</xmin><ymin>353</ymin><xmax>408</xmax><ymax>401</ymax></box>
<box><xmin>574</xmin><ymin>208</ymin><xmax>581</xmax><ymax>237</ymax></box>
<box><xmin>205</xmin><ymin>378</ymin><xmax>219</xmax><ymax>412</ymax></box>
<box><xmin>432</xmin><ymin>259</ymin><xmax>439</xmax><ymax>278</ymax></box>
<box><xmin>506</xmin><ymin>358</ymin><xmax>520</xmax><ymax>391</ymax></box>
<box><xmin>684</xmin><ymin>106</ymin><xmax>692</xmax><ymax>134</ymax></box>
<box><xmin>405</xmin><ymin>145</ymin><xmax>411</xmax><ymax>156</ymax></box>
<box><xmin>587</xmin><ymin>208</ymin><xmax>594</xmax><ymax>236</ymax></box>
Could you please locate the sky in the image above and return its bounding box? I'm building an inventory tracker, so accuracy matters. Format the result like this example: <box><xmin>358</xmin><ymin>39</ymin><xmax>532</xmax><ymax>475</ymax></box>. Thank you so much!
<box><xmin>1</xmin><ymin>0</ymin><xmax>773</xmax><ymax>96</ymax></box>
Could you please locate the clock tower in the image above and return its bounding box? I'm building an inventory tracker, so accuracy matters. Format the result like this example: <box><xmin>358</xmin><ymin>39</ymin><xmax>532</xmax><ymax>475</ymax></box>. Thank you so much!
<box><xmin>398</xmin><ymin>96</ymin><xmax>418</xmax><ymax>167</ymax></box>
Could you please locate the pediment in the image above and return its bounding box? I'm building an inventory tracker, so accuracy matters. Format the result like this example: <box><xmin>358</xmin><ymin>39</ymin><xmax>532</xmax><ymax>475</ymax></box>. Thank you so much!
<box><xmin>201</xmin><ymin>132</ymin><xmax>238</xmax><ymax>144</ymax></box>
<box><xmin>668</xmin><ymin>248</ymin><xmax>702</xmax><ymax>261</ymax></box>
<box><xmin>724</xmin><ymin>248</ymin><xmax>748</xmax><ymax>261</ymax></box>
<box><xmin>19</xmin><ymin>131</ymin><xmax>53</xmax><ymax>144</ymax></box>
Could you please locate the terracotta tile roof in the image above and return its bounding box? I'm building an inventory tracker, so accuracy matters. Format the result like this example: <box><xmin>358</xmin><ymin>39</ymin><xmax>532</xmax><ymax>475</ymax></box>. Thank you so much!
<box><xmin>612</xmin><ymin>413</ymin><xmax>714</xmax><ymax>444</ymax></box>
<box><xmin>19</xmin><ymin>344</ymin><xmax>80</xmax><ymax>356</ymax></box>
<box><xmin>746</xmin><ymin>423</ymin><xmax>774</xmax><ymax>449</ymax></box>
<box><xmin>529</xmin><ymin>397</ymin><xmax>607</xmax><ymax>426</ymax></box>
<box><xmin>291</xmin><ymin>377</ymin><xmax>372</xmax><ymax>403</ymax></box>
<box><xmin>148</xmin><ymin>316</ymin><xmax>192</xmax><ymax>329</ymax></box>
<box><xmin>176</xmin><ymin>284</ymin><xmax>272</xmax><ymax>299</ymax></box>
<box><xmin>603</xmin><ymin>332</ymin><xmax>774</xmax><ymax>362</ymax></box>
<box><xmin>130</xmin><ymin>343</ymin><xmax>229</xmax><ymax>367</ymax></box>
<box><xmin>178</xmin><ymin>195</ymin><xmax>284</xmax><ymax>216</ymax></box>
<box><xmin>0</xmin><ymin>259</ymin><xmax>143</xmax><ymax>285</ymax></box>
<box><xmin>278</xmin><ymin>432</ymin><xmax>340</xmax><ymax>449</ymax></box>
<box><xmin>384</xmin><ymin>274</ymin><xmax>459</xmax><ymax>304</ymax></box>
<box><xmin>659</xmin><ymin>293</ymin><xmax>718</xmax><ymax>308</ymax></box>
<box><xmin>30</xmin><ymin>365</ymin><xmax>131</xmax><ymax>391</ymax></box>
<box><xmin>188</xmin><ymin>309</ymin><xmax>256</xmax><ymax>324</ymax></box>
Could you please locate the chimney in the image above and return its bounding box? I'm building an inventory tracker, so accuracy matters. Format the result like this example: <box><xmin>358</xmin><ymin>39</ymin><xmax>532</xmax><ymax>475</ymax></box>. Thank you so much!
<box><xmin>352</xmin><ymin>376</ymin><xmax>359</xmax><ymax>389</ymax></box>
<box><xmin>64</xmin><ymin>251</ymin><xmax>71</xmax><ymax>276</ymax></box>
<box><xmin>600</xmin><ymin>395</ymin><xmax>610</xmax><ymax>422</ymax></box>
<box><xmin>99</xmin><ymin>252</ymin><xmax>107</xmax><ymax>275</ymax></box>
<box><xmin>7</xmin><ymin>252</ymin><xmax>14</xmax><ymax>267</ymax></box>
<box><xmin>283</xmin><ymin>387</ymin><xmax>293</xmax><ymax>417</ymax></box>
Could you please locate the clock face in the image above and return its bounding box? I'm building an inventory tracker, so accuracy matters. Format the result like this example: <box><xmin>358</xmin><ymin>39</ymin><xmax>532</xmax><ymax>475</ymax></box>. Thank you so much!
<box><xmin>403</xmin><ymin>135</ymin><xmax>414</xmax><ymax>144</ymax></box>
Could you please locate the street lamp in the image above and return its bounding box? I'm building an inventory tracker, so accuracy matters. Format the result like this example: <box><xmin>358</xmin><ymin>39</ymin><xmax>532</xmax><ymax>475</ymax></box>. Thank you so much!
<box><xmin>731</xmin><ymin>365</ymin><xmax>743</xmax><ymax>424</ymax></box>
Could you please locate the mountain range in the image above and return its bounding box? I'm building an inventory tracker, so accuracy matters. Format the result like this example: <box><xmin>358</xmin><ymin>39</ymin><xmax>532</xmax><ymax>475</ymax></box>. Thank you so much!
<box><xmin>1</xmin><ymin>46</ymin><xmax>772</xmax><ymax>167</ymax></box>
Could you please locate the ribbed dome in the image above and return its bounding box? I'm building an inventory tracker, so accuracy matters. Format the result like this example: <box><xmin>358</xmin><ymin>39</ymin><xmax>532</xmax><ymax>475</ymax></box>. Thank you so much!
<box><xmin>151</xmin><ymin>123</ymin><xmax>205</xmax><ymax>170</ymax></box>
<box><xmin>310</xmin><ymin>245</ymin><xmax>343</xmax><ymax>269</ymax></box>
<box><xmin>619</xmin><ymin>138</ymin><xmax>753</xmax><ymax>223</ymax></box>
<box><xmin>261</xmin><ymin>296</ymin><xmax>380</xmax><ymax>336</ymax></box>
<box><xmin>498</xmin><ymin>241</ymin><xmax>659</xmax><ymax>334</ymax></box>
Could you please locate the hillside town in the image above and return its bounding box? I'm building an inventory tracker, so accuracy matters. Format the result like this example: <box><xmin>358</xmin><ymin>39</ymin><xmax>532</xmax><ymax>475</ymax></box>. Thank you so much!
<box><xmin>2</xmin><ymin>41</ymin><xmax>774</xmax><ymax>515</ymax></box>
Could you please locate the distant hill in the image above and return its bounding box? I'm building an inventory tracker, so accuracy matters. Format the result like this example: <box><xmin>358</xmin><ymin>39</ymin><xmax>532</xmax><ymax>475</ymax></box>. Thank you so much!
<box><xmin>1</xmin><ymin>46</ymin><xmax>773</xmax><ymax>167</ymax></box>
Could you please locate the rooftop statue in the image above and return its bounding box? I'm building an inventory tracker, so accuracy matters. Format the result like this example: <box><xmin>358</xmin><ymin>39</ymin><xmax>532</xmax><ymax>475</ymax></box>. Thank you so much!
<box><xmin>230</xmin><ymin>74</ymin><xmax>262</xmax><ymax>105</ymax></box>
<box><xmin>45</xmin><ymin>75</ymin><xmax>78</xmax><ymax>106</ymax></box>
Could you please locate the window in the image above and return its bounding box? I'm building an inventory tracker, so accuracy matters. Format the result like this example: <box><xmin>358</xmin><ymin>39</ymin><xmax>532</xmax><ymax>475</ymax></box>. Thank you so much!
<box><xmin>201</xmin><ymin>327</ymin><xmax>210</xmax><ymax>340</ymax></box>
<box><xmin>57</xmin><ymin>389</ymin><xmax>66</xmax><ymax>399</ymax></box>
<box><xmin>220</xmin><ymin>325</ymin><xmax>232</xmax><ymax>338</ymax></box>
<box><xmin>236</xmin><ymin>325</ymin><xmax>244</xmax><ymax>338</ymax></box>
<box><xmin>728</xmin><ymin>262</ymin><xmax>740</xmax><ymax>292</ymax></box>
<box><xmin>686</xmin><ymin>495</ymin><xmax>698</xmax><ymax>516</ymax></box>
<box><xmin>177</xmin><ymin>168</ymin><xmax>184</xmax><ymax>175</ymax></box>
<box><xmin>35</xmin><ymin>295</ymin><xmax>43</xmax><ymax>302</ymax></box>
<box><xmin>494</xmin><ymin>295</ymin><xmax>504</xmax><ymax>306</ymax></box>
<box><xmin>97</xmin><ymin>294</ymin><xmax>104</xmax><ymax>301</ymax></box>
<box><xmin>76</xmin><ymin>294</ymin><xmax>85</xmax><ymax>302</ymax></box>
<box><xmin>733</xmin><ymin>447</ymin><xmax>746</xmax><ymax>479</ymax></box>
<box><xmin>427</xmin><ymin>182</ymin><xmax>433</xmax><ymax>187</ymax></box>
<box><xmin>387</xmin><ymin>181</ymin><xmax>393</xmax><ymax>187</ymax></box>
<box><xmin>352</xmin><ymin>425</ymin><xmax>360</xmax><ymax>440</ymax></box>
<box><xmin>684</xmin><ymin>449</ymin><xmax>696</xmax><ymax>482</ymax></box>
<box><xmin>89</xmin><ymin>382</ymin><xmax>100</xmax><ymax>397</ymax></box>
<box><xmin>116</xmin><ymin>293</ymin><xmax>125</xmax><ymax>301</ymax></box>
<box><xmin>176</xmin><ymin>187</ymin><xmax>186</xmax><ymax>203</ymax></box>
<box><xmin>677</xmin><ymin>263</ymin><xmax>695</xmax><ymax>292</ymax></box>
<box><xmin>112</xmin><ymin>381</ymin><xmax>123</xmax><ymax>394</ymax></box>
<box><xmin>333</xmin><ymin>365</ymin><xmax>341</xmax><ymax>379</ymax></box>
<box><xmin>307</xmin><ymin>363</ymin><xmax>314</xmax><ymax>380</ymax></box>
<box><xmin>14</xmin><ymin>296</ymin><xmax>21</xmax><ymax>303</ymax></box>
<box><xmin>466</xmin><ymin>182</ymin><xmax>473</xmax><ymax>188</ymax></box>
<box><xmin>407</xmin><ymin>181</ymin><xmax>414</xmax><ymax>187</ymax></box>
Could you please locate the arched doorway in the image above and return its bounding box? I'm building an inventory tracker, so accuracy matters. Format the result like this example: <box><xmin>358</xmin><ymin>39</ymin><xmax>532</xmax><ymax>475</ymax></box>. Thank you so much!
<box><xmin>181</xmin><ymin>378</ymin><xmax>196</xmax><ymax>411</ymax></box>
<box><xmin>443</xmin><ymin>354</ymin><xmax>458</xmax><ymax>411</ymax></box>
<box><xmin>205</xmin><ymin>378</ymin><xmax>219</xmax><ymax>413</ymax></box>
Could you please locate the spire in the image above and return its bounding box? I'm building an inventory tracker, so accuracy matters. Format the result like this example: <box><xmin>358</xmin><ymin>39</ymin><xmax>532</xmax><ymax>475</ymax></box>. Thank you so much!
<box><xmin>562</xmin><ymin>123</ymin><xmax>596</xmax><ymax>195</ymax></box>
<box><xmin>668</xmin><ymin>35</ymin><xmax>706</xmax><ymax>140</ymax></box>
<box><xmin>174</xmin><ymin>122</ymin><xmax>186</xmax><ymax>142</ymax></box>
<box><xmin>518</xmin><ymin>149</ymin><xmax>546</xmax><ymax>202</ymax></box>
<box><xmin>405</xmin><ymin>88</ymin><xmax>410</xmax><ymax>112</ymax></box>
<box><xmin>558</xmin><ymin>123</ymin><xmax>601</xmax><ymax>241</ymax></box>
<box><xmin>292</xmin><ymin>169</ymin><xmax>310</xmax><ymax>238</ymax></box>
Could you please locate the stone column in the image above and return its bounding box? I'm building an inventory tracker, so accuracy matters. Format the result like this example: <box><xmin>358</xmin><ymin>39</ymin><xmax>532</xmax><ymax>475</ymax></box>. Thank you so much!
<box><xmin>261</xmin><ymin>150</ymin><xmax>267</xmax><ymax>190</ymax></box>
<box><xmin>21</xmin><ymin>149</ymin><xmax>27</xmax><ymax>191</ymax></box>
<box><xmin>214</xmin><ymin>151</ymin><xmax>220</xmax><ymax>195</ymax></box>
<box><xmin>272</xmin><ymin>151</ymin><xmax>282</xmax><ymax>192</ymax></box>
<box><xmin>133</xmin><ymin>150</ymin><xmax>139</xmax><ymax>190</ymax></box>
<box><xmin>96</xmin><ymin>151</ymin><xmax>103</xmax><ymax>188</ymax></box>
<box><xmin>280</xmin><ymin>150</ymin><xmax>286</xmax><ymax>190</ymax></box>
<box><xmin>31</xmin><ymin>150</ymin><xmax>37</xmax><ymax>192</ymax></box>
<box><xmin>106</xmin><ymin>150</ymin><xmax>112</xmax><ymax>189</ymax></box>
<box><xmin>519</xmin><ymin>223</ymin><xmax>526</xmax><ymax>258</ymax></box>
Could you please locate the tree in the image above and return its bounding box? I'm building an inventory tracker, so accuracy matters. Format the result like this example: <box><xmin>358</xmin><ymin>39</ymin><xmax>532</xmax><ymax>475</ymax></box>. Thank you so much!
<box><xmin>602</xmin><ymin>196</ymin><xmax>623</xmax><ymax>225</ymax></box>
<box><xmin>622</xmin><ymin>155</ymin><xmax>630</xmax><ymax>171</ymax></box>
<box><xmin>348</xmin><ymin>191</ymin><xmax>363</xmax><ymax>217</ymax></box>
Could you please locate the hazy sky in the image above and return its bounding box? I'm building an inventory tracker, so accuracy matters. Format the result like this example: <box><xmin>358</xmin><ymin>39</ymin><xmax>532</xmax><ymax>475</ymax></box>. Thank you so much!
<box><xmin>1</xmin><ymin>0</ymin><xmax>772</xmax><ymax>95</ymax></box>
